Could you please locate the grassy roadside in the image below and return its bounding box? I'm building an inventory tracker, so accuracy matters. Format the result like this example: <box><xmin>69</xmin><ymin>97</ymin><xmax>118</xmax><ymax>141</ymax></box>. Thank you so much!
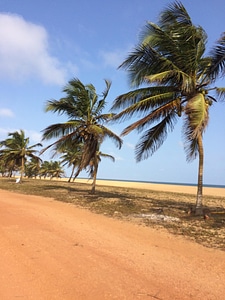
<box><xmin>0</xmin><ymin>177</ymin><xmax>224</xmax><ymax>250</ymax></box>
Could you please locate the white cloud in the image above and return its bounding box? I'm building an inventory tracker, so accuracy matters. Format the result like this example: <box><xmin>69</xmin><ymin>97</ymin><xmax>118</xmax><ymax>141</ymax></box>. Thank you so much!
<box><xmin>25</xmin><ymin>130</ymin><xmax>42</xmax><ymax>144</ymax></box>
<box><xmin>114</xmin><ymin>156</ymin><xmax>123</xmax><ymax>161</ymax></box>
<box><xmin>0</xmin><ymin>108</ymin><xmax>14</xmax><ymax>117</ymax></box>
<box><xmin>178</xmin><ymin>141</ymin><xmax>183</xmax><ymax>148</ymax></box>
<box><xmin>66</xmin><ymin>61</ymin><xmax>79</xmax><ymax>76</ymax></box>
<box><xmin>80</xmin><ymin>58</ymin><xmax>97</xmax><ymax>70</ymax></box>
<box><xmin>100</xmin><ymin>49</ymin><xmax>125</xmax><ymax>69</ymax></box>
<box><xmin>126</xmin><ymin>142</ymin><xmax>135</xmax><ymax>149</ymax></box>
<box><xmin>0</xmin><ymin>13</ymin><xmax>67</xmax><ymax>85</ymax></box>
<box><xmin>0</xmin><ymin>128</ymin><xmax>11</xmax><ymax>137</ymax></box>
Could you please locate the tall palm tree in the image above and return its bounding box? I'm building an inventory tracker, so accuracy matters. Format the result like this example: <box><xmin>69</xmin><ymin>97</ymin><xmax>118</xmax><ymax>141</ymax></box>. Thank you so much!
<box><xmin>0</xmin><ymin>130</ymin><xmax>42</xmax><ymax>181</ymax></box>
<box><xmin>111</xmin><ymin>1</ymin><xmax>225</xmax><ymax>214</ymax></box>
<box><xmin>41</xmin><ymin>78</ymin><xmax>122</xmax><ymax>193</ymax></box>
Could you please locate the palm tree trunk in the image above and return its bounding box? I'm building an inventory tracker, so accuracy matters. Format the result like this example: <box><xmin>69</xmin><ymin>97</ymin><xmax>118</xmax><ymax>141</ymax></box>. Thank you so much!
<box><xmin>91</xmin><ymin>163</ymin><xmax>98</xmax><ymax>194</ymax></box>
<box><xmin>73</xmin><ymin>167</ymin><xmax>81</xmax><ymax>182</ymax></box>
<box><xmin>68</xmin><ymin>164</ymin><xmax>76</xmax><ymax>182</ymax></box>
<box><xmin>195</xmin><ymin>135</ymin><xmax>204</xmax><ymax>215</ymax></box>
<box><xmin>20</xmin><ymin>156</ymin><xmax>25</xmax><ymax>182</ymax></box>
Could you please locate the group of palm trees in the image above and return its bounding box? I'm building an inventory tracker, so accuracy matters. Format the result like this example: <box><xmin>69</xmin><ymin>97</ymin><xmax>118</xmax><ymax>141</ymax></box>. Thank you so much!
<box><xmin>0</xmin><ymin>129</ymin><xmax>65</xmax><ymax>180</ymax></box>
<box><xmin>0</xmin><ymin>2</ymin><xmax>224</xmax><ymax>213</ymax></box>
<box><xmin>0</xmin><ymin>79</ymin><xmax>122</xmax><ymax>193</ymax></box>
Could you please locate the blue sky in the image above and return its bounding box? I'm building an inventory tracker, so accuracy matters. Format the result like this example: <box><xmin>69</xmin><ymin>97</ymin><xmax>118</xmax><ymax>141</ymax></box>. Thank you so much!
<box><xmin>0</xmin><ymin>0</ymin><xmax>224</xmax><ymax>185</ymax></box>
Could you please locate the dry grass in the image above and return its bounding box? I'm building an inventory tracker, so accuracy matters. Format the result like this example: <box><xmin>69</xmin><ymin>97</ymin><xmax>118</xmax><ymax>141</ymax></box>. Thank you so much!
<box><xmin>0</xmin><ymin>177</ymin><xmax>225</xmax><ymax>250</ymax></box>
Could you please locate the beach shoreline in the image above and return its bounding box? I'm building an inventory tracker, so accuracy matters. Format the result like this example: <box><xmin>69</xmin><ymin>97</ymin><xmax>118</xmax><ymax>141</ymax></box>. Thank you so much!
<box><xmin>69</xmin><ymin>178</ymin><xmax>225</xmax><ymax>197</ymax></box>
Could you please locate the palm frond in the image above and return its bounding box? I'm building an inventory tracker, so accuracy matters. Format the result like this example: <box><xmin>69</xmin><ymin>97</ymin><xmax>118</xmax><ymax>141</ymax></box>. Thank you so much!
<box><xmin>121</xmin><ymin>99</ymin><xmax>179</xmax><ymax>136</ymax></box>
<box><xmin>112</xmin><ymin>86</ymin><xmax>177</xmax><ymax>111</ymax></box>
<box><xmin>101</xmin><ymin>79</ymin><xmax>112</xmax><ymax>100</ymax></box>
<box><xmin>159</xmin><ymin>1</ymin><xmax>192</xmax><ymax>27</ymax></box>
<box><xmin>98</xmin><ymin>152</ymin><xmax>115</xmax><ymax>162</ymax></box>
<box><xmin>27</xmin><ymin>142</ymin><xmax>43</xmax><ymax>149</ymax></box>
<box><xmin>183</xmin><ymin>136</ymin><xmax>198</xmax><ymax>162</ymax></box>
<box><xmin>119</xmin><ymin>42</ymin><xmax>197</xmax><ymax>93</ymax></box>
<box><xmin>119</xmin><ymin>44</ymin><xmax>188</xmax><ymax>88</ymax></box>
<box><xmin>135</xmin><ymin>112</ymin><xmax>177</xmax><ymax>162</ymax></box>
<box><xmin>185</xmin><ymin>93</ymin><xmax>209</xmax><ymax>136</ymax></box>
<box><xmin>183</xmin><ymin>93</ymin><xmax>209</xmax><ymax>161</ymax></box>
<box><xmin>112</xmin><ymin>89</ymin><xmax>178</xmax><ymax>123</ymax></box>
<box><xmin>100</xmin><ymin>126</ymin><xmax>123</xmax><ymax>149</ymax></box>
<box><xmin>41</xmin><ymin>121</ymin><xmax>82</xmax><ymax>141</ymax></box>
<box><xmin>207</xmin><ymin>33</ymin><xmax>225</xmax><ymax>80</ymax></box>
<box><xmin>215</xmin><ymin>87</ymin><xmax>225</xmax><ymax>101</ymax></box>
<box><xmin>93</xmin><ymin>80</ymin><xmax>112</xmax><ymax>116</ymax></box>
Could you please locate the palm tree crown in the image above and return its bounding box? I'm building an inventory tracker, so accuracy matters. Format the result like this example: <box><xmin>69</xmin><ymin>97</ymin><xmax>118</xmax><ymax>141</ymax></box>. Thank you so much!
<box><xmin>111</xmin><ymin>1</ymin><xmax>225</xmax><ymax>213</ymax></box>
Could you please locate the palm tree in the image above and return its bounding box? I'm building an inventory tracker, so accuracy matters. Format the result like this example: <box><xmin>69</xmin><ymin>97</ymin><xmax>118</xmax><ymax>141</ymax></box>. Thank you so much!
<box><xmin>0</xmin><ymin>159</ymin><xmax>8</xmax><ymax>176</ymax></box>
<box><xmin>25</xmin><ymin>156</ymin><xmax>42</xmax><ymax>178</ymax></box>
<box><xmin>0</xmin><ymin>153</ymin><xmax>18</xmax><ymax>177</ymax></box>
<box><xmin>111</xmin><ymin>1</ymin><xmax>225</xmax><ymax>214</ymax></box>
<box><xmin>0</xmin><ymin>130</ymin><xmax>42</xmax><ymax>181</ymax></box>
<box><xmin>39</xmin><ymin>160</ymin><xmax>51</xmax><ymax>178</ymax></box>
<box><xmin>41</xmin><ymin>78</ymin><xmax>122</xmax><ymax>192</ymax></box>
<box><xmin>49</xmin><ymin>161</ymin><xmax>65</xmax><ymax>179</ymax></box>
<box><xmin>39</xmin><ymin>160</ymin><xmax>64</xmax><ymax>179</ymax></box>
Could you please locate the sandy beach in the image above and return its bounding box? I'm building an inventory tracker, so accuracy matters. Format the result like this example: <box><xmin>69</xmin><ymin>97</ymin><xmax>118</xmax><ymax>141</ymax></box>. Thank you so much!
<box><xmin>1</xmin><ymin>188</ymin><xmax>225</xmax><ymax>299</ymax></box>
<box><xmin>73</xmin><ymin>178</ymin><xmax>225</xmax><ymax>197</ymax></box>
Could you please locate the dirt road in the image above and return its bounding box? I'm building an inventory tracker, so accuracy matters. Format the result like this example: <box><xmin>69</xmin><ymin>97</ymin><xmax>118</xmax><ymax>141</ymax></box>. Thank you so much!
<box><xmin>0</xmin><ymin>189</ymin><xmax>225</xmax><ymax>300</ymax></box>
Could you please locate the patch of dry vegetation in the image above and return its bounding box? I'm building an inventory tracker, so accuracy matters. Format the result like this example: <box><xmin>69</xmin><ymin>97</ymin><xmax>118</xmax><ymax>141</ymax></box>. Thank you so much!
<box><xmin>0</xmin><ymin>177</ymin><xmax>224</xmax><ymax>250</ymax></box>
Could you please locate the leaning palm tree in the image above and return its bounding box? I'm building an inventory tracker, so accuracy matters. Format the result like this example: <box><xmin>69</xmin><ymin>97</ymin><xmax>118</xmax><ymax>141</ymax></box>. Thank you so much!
<box><xmin>0</xmin><ymin>130</ymin><xmax>42</xmax><ymax>181</ymax></box>
<box><xmin>41</xmin><ymin>78</ymin><xmax>122</xmax><ymax>193</ymax></box>
<box><xmin>111</xmin><ymin>1</ymin><xmax>225</xmax><ymax>214</ymax></box>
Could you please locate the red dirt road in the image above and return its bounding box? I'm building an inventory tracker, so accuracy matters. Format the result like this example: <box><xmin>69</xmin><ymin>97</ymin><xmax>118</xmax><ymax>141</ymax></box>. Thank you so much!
<box><xmin>0</xmin><ymin>189</ymin><xmax>225</xmax><ymax>300</ymax></box>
